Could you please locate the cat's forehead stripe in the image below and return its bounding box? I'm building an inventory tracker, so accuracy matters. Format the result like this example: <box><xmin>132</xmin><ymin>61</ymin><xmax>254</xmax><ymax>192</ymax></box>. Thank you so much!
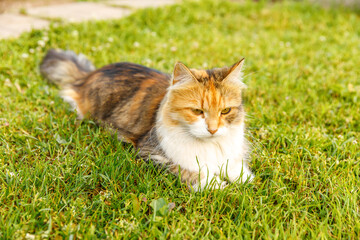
<box><xmin>190</xmin><ymin>68</ymin><xmax>229</xmax><ymax>83</ymax></box>
<box><xmin>200</xmin><ymin>81</ymin><xmax>223</xmax><ymax>110</ymax></box>
<box><xmin>209</xmin><ymin>82</ymin><xmax>219</xmax><ymax>107</ymax></box>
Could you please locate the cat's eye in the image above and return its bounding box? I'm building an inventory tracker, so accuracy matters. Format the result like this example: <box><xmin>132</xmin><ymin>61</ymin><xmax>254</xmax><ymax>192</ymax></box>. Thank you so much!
<box><xmin>221</xmin><ymin>108</ymin><xmax>231</xmax><ymax>115</ymax></box>
<box><xmin>192</xmin><ymin>109</ymin><xmax>204</xmax><ymax>115</ymax></box>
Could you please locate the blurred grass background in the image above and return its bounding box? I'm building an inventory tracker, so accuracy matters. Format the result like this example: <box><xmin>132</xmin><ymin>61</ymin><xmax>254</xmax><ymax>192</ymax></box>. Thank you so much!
<box><xmin>1</xmin><ymin>0</ymin><xmax>360</xmax><ymax>238</ymax></box>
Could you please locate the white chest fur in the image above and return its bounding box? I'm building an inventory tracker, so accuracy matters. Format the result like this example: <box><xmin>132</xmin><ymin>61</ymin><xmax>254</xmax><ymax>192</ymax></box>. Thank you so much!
<box><xmin>156</xmin><ymin>122</ymin><xmax>247</xmax><ymax>176</ymax></box>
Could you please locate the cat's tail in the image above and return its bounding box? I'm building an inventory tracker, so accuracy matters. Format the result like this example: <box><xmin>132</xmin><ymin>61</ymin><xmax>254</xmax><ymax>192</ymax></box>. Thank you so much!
<box><xmin>40</xmin><ymin>49</ymin><xmax>95</xmax><ymax>86</ymax></box>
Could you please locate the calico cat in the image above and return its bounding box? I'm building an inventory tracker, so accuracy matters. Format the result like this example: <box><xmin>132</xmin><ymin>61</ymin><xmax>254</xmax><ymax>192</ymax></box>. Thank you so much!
<box><xmin>40</xmin><ymin>49</ymin><xmax>254</xmax><ymax>191</ymax></box>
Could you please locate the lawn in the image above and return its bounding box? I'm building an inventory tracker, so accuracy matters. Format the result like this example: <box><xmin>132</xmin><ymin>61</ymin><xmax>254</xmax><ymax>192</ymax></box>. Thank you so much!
<box><xmin>1</xmin><ymin>0</ymin><xmax>360</xmax><ymax>238</ymax></box>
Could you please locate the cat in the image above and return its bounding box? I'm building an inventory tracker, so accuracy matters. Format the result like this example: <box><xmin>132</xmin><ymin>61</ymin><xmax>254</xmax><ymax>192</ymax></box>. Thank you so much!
<box><xmin>40</xmin><ymin>49</ymin><xmax>254</xmax><ymax>191</ymax></box>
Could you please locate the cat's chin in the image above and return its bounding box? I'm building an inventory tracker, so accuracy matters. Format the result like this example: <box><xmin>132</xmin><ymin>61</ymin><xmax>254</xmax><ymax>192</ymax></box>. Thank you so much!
<box><xmin>190</xmin><ymin>132</ymin><xmax>224</xmax><ymax>140</ymax></box>
<box><xmin>187</xmin><ymin>126</ymin><xmax>228</xmax><ymax>140</ymax></box>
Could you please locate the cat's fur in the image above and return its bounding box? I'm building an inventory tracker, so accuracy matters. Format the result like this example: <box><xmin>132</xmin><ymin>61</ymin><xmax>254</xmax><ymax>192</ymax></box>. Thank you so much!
<box><xmin>40</xmin><ymin>49</ymin><xmax>254</xmax><ymax>191</ymax></box>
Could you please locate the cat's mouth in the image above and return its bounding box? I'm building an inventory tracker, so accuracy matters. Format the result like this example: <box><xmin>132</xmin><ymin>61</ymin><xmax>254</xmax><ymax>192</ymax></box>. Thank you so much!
<box><xmin>187</xmin><ymin>126</ymin><xmax>226</xmax><ymax>140</ymax></box>
<box><xmin>192</xmin><ymin>132</ymin><xmax>221</xmax><ymax>140</ymax></box>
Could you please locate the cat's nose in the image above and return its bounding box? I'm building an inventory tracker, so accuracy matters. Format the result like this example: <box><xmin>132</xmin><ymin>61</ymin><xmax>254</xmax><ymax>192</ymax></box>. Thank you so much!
<box><xmin>207</xmin><ymin>128</ymin><xmax>218</xmax><ymax>135</ymax></box>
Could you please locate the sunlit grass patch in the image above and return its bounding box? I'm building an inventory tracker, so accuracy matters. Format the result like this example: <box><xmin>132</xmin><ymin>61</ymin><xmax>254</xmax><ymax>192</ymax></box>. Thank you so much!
<box><xmin>1</xmin><ymin>0</ymin><xmax>359</xmax><ymax>238</ymax></box>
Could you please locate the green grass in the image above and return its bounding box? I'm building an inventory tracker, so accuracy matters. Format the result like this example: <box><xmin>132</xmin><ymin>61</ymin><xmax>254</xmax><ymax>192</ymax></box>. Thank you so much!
<box><xmin>1</xmin><ymin>0</ymin><xmax>360</xmax><ymax>238</ymax></box>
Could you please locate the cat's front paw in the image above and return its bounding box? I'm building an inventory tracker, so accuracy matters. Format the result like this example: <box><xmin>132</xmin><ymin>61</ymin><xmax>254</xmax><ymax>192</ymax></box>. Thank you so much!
<box><xmin>190</xmin><ymin>176</ymin><xmax>228</xmax><ymax>192</ymax></box>
<box><xmin>216</xmin><ymin>180</ymin><xmax>228</xmax><ymax>189</ymax></box>
<box><xmin>228</xmin><ymin>164</ymin><xmax>254</xmax><ymax>183</ymax></box>
<box><xmin>242</xmin><ymin>172</ymin><xmax>255</xmax><ymax>183</ymax></box>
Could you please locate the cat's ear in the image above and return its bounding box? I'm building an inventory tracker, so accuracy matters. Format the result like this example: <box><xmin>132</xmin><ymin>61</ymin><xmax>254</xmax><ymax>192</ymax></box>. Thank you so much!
<box><xmin>223</xmin><ymin>58</ymin><xmax>245</xmax><ymax>86</ymax></box>
<box><xmin>171</xmin><ymin>62</ymin><xmax>196</xmax><ymax>85</ymax></box>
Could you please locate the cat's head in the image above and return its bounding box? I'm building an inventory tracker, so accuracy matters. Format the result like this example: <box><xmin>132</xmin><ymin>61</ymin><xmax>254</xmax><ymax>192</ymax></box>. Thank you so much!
<box><xmin>161</xmin><ymin>59</ymin><xmax>246</xmax><ymax>139</ymax></box>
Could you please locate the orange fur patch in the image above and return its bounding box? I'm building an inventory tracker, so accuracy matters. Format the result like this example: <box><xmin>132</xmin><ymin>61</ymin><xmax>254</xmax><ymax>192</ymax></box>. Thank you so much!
<box><xmin>164</xmin><ymin>68</ymin><xmax>243</xmax><ymax>130</ymax></box>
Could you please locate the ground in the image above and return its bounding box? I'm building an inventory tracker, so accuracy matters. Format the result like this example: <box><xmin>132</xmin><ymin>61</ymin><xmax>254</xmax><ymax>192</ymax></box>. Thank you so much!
<box><xmin>0</xmin><ymin>0</ymin><xmax>359</xmax><ymax>238</ymax></box>
<box><xmin>0</xmin><ymin>0</ymin><xmax>74</xmax><ymax>13</ymax></box>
